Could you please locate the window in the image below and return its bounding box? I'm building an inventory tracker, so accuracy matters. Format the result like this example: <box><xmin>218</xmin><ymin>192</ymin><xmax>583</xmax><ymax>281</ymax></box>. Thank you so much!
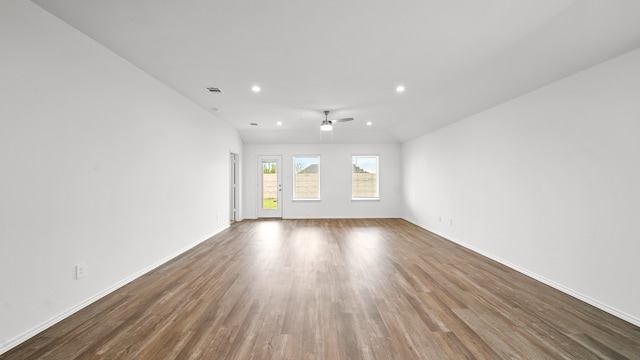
<box><xmin>293</xmin><ymin>156</ymin><xmax>320</xmax><ymax>200</ymax></box>
<box><xmin>352</xmin><ymin>155</ymin><xmax>379</xmax><ymax>199</ymax></box>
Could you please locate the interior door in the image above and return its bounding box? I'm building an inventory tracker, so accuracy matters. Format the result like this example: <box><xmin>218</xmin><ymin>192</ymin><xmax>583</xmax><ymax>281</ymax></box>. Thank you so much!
<box><xmin>257</xmin><ymin>155</ymin><xmax>282</xmax><ymax>218</ymax></box>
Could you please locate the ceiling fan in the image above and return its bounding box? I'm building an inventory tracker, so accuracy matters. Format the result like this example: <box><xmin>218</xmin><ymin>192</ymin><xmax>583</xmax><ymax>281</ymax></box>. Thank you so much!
<box><xmin>320</xmin><ymin>110</ymin><xmax>354</xmax><ymax>131</ymax></box>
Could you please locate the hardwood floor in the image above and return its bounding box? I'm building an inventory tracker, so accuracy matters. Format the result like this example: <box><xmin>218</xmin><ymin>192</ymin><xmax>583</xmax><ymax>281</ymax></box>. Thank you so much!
<box><xmin>3</xmin><ymin>219</ymin><xmax>639</xmax><ymax>359</ymax></box>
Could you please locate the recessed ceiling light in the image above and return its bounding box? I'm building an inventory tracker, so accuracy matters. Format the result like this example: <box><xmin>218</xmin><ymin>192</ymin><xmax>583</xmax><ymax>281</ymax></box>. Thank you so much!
<box><xmin>277</xmin><ymin>121</ymin><xmax>282</xmax><ymax>126</ymax></box>
<box><xmin>252</xmin><ymin>85</ymin><xmax>261</xmax><ymax>92</ymax></box>
<box><xmin>366</xmin><ymin>121</ymin><xmax>372</xmax><ymax>126</ymax></box>
<box><xmin>396</xmin><ymin>85</ymin><xmax>405</xmax><ymax>93</ymax></box>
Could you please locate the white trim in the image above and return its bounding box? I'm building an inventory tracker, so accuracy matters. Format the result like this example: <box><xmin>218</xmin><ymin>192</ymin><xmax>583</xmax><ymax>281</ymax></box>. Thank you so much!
<box><xmin>403</xmin><ymin>217</ymin><xmax>640</xmax><ymax>328</ymax></box>
<box><xmin>0</xmin><ymin>226</ymin><xmax>228</xmax><ymax>356</ymax></box>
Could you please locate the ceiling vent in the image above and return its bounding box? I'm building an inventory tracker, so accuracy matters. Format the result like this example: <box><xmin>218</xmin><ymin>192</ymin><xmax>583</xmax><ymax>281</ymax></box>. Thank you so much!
<box><xmin>206</xmin><ymin>87</ymin><xmax>222</xmax><ymax>93</ymax></box>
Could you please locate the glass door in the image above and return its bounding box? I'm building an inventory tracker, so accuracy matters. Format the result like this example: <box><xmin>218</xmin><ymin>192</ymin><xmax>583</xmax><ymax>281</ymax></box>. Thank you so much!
<box><xmin>257</xmin><ymin>155</ymin><xmax>282</xmax><ymax>218</ymax></box>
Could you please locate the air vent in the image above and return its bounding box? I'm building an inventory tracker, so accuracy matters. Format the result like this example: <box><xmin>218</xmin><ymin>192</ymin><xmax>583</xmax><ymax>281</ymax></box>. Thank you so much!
<box><xmin>250</xmin><ymin>123</ymin><xmax>258</xmax><ymax>126</ymax></box>
<box><xmin>206</xmin><ymin>87</ymin><xmax>222</xmax><ymax>93</ymax></box>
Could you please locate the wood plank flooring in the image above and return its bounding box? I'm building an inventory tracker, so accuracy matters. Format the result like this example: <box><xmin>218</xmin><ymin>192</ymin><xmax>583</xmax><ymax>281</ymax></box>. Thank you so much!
<box><xmin>3</xmin><ymin>219</ymin><xmax>639</xmax><ymax>359</ymax></box>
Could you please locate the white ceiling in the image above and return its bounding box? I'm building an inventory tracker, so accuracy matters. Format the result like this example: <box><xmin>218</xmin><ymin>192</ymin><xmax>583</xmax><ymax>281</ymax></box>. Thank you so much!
<box><xmin>32</xmin><ymin>0</ymin><xmax>640</xmax><ymax>144</ymax></box>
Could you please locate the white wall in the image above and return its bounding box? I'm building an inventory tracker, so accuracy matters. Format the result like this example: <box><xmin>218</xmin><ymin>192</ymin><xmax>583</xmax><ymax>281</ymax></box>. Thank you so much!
<box><xmin>0</xmin><ymin>1</ymin><xmax>243</xmax><ymax>354</ymax></box>
<box><xmin>403</xmin><ymin>47</ymin><xmax>640</xmax><ymax>325</ymax></box>
<box><xmin>244</xmin><ymin>144</ymin><xmax>402</xmax><ymax>219</ymax></box>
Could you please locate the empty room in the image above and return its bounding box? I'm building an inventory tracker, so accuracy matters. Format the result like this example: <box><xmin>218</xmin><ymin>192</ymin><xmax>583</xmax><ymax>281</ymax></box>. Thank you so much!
<box><xmin>2</xmin><ymin>0</ymin><xmax>640</xmax><ymax>359</ymax></box>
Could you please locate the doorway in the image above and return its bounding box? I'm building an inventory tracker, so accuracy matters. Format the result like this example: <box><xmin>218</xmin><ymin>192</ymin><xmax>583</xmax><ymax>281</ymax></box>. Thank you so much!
<box><xmin>257</xmin><ymin>155</ymin><xmax>282</xmax><ymax>218</ymax></box>
<box><xmin>229</xmin><ymin>153</ymin><xmax>239</xmax><ymax>223</ymax></box>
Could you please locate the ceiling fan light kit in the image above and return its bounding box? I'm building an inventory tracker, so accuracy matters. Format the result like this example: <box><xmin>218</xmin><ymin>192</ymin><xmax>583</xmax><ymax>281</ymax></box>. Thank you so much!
<box><xmin>319</xmin><ymin>110</ymin><xmax>353</xmax><ymax>131</ymax></box>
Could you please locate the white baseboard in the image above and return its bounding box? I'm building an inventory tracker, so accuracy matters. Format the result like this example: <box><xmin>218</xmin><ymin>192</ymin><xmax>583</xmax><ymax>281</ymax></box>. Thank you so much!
<box><xmin>0</xmin><ymin>225</ymin><xmax>228</xmax><ymax>356</ymax></box>
<box><xmin>404</xmin><ymin>218</ymin><xmax>640</xmax><ymax>328</ymax></box>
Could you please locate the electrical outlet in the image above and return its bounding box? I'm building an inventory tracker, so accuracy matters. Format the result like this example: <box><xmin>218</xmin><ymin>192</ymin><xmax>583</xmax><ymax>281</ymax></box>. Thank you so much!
<box><xmin>76</xmin><ymin>262</ymin><xmax>87</xmax><ymax>279</ymax></box>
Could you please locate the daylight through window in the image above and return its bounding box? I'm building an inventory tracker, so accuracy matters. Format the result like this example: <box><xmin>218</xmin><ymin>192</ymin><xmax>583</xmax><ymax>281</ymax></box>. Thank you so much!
<box><xmin>352</xmin><ymin>155</ymin><xmax>379</xmax><ymax>199</ymax></box>
<box><xmin>293</xmin><ymin>156</ymin><xmax>320</xmax><ymax>199</ymax></box>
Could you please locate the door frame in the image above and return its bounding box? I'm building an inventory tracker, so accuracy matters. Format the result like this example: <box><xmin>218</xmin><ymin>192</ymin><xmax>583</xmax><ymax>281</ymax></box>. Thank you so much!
<box><xmin>229</xmin><ymin>153</ymin><xmax>239</xmax><ymax>222</ymax></box>
<box><xmin>257</xmin><ymin>155</ymin><xmax>283</xmax><ymax>218</ymax></box>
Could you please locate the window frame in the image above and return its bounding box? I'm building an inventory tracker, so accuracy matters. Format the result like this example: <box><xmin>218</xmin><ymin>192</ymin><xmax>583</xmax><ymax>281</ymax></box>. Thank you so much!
<box><xmin>292</xmin><ymin>155</ymin><xmax>321</xmax><ymax>201</ymax></box>
<box><xmin>351</xmin><ymin>155</ymin><xmax>380</xmax><ymax>200</ymax></box>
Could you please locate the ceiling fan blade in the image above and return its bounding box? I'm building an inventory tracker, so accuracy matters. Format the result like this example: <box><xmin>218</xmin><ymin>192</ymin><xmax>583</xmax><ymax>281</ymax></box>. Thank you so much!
<box><xmin>330</xmin><ymin>117</ymin><xmax>354</xmax><ymax>123</ymax></box>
